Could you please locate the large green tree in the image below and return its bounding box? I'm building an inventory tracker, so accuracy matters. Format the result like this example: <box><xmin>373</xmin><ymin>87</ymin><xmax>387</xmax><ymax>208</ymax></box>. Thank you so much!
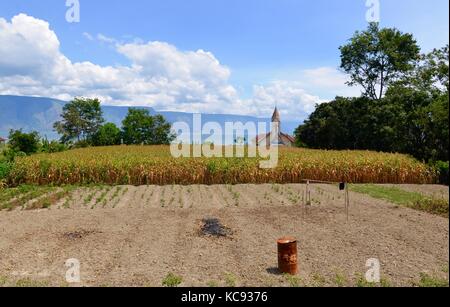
<box><xmin>339</xmin><ymin>23</ymin><xmax>420</xmax><ymax>100</ymax></box>
<box><xmin>54</xmin><ymin>98</ymin><xmax>104</xmax><ymax>144</ymax></box>
<box><xmin>92</xmin><ymin>123</ymin><xmax>121</xmax><ymax>146</ymax></box>
<box><xmin>385</xmin><ymin>45</ymin><xmax>449</xmax><ymax>162</ymax></box>
<box><xmin>297</xmin><ymin>45</ymin><xmax>449</xmax><ymax>164</ymax></box>
<box><xmin>121</xmin><ymin>109</ymin><xmax>174</xmax><ymax>145</ymax></box>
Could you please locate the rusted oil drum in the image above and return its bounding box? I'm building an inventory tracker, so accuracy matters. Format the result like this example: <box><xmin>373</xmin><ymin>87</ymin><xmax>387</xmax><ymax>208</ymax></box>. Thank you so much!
<box><xmin>277</xmin><ymin>237</ymin><xmax>298</xmax><ymax>275</ymax></box>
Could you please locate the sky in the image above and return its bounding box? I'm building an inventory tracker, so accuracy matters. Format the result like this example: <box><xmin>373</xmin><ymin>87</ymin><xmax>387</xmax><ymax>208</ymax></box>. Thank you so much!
<box><xmin>0</xmin><ymin>0</ymin><xmax>448</xmax><ymax>121</ymax></box>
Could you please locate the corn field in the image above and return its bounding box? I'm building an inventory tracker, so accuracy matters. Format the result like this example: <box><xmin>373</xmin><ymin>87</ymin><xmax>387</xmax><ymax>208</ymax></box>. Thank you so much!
<box><xmin>6</xmin><ymin>146</ymin><xmax>435</xmax><ymax>186</ymax></box>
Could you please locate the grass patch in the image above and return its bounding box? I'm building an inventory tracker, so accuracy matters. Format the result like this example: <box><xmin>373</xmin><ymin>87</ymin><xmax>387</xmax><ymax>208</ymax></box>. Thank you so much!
<box><xmin>333</xmin><ymin>273</ymin><xmax>348</xmax><ymax>287</ymax></box>
<box><xmin>350</xmin><ymin>184</ymin><xmax>449</xmax><ymax>217</ymax></box>
<box><xmin>283</xmin><ymin>274</ymin><xmax>303</xmax><ymax>287</ymax></box>
<box><xmin>354</xmin><ymin>274</ymin><xmax>392</xmax><ymax>287</ymax></box>
<box><xmin>413</xmin><ymin>273</ymin><xmax>449</xmax><ymax>287</ymax></box>
<box><xmin>224</xmin><ymin>273</ymin><xmax>237</xmax><ymax>287</ymax></box>
<box><xmin>162</xmin><ymin>273</ymin><xmax>183</xmax><ymax>287</ymax></box>
<box><xmin>206</xmin><ymin>280</ymin><xmax>219</xmax><ymax>287</ymax></box>
<box><xmin>0</xmin><ymin>276</ymin><xmax>50</xmax><ymax>287</ymax></box>
<box><xmin>14</xmin><ymin>278</ymin><xmax>50</xmax><ymax>287</ymax></box>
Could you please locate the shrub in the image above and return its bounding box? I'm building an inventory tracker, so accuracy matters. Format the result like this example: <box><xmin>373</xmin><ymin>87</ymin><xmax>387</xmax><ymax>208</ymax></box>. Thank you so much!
<box><xmin>411</xmin><ymin>198</ymin><xmax>449</xmax><ymax>218</ymax></box>
<box><xmin>72</xmin><ymin>140</ymin><xmax>91</xmax><ymax>149</ymax></box>
<box><xmin>0</xmin><ymin>161</ymin><xmax>12</xmax><ymax>180</ymax></box>
<box><xmin>2</xmin><ymin>148</ymin><xmax>26</xmax><ymax>163</ymax></box>
<box><xmin>432</xmin><ymin>161</ymin><xmax>449</xmax><ymax>185</ymax></box>
<box><xmin>8</xmin><ymin>130</ymin><xmax>40</xmax><ymax>155</ymax></box>
<box><xmin>40</xmin><ymin>139</ymin><xmax>68</xmax><ymax>153</ymax></box>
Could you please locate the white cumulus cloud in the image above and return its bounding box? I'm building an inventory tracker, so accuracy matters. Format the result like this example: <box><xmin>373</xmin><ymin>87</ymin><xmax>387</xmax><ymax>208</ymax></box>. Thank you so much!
<box><xmin>0</xmin><ymin>14</ymin><xmax>341</xmax><ymax>122</ymax></box>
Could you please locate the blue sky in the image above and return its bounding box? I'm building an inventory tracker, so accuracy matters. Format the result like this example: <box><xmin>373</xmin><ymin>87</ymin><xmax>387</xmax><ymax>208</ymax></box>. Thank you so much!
<box><xmin>0</xmin><ymin>0</ymin><xmax>448</xmax><ymax>120</ymax></box>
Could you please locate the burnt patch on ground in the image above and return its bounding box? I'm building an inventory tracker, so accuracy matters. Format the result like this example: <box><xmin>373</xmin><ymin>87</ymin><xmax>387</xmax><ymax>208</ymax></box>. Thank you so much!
<box><xmin>62</xmin><ymin>230</ymin><xmax>101</xmax><ymax>241</ymax></box>
<box><xmin>199</xmin><ymin>218</ymin><xmax>233</xmax><ymax>238</ymax></box>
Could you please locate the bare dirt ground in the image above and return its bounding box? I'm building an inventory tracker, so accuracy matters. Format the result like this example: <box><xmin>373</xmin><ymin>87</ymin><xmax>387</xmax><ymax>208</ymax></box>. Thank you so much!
<box><xmin>0</xmin><ymin>184</ymin><xmax>448</xmax><ymax>287</ymax></box>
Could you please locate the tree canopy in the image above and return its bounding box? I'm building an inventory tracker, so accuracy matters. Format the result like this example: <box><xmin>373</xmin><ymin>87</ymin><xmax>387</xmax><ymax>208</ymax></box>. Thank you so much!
<box><xmin>297</xmin><ymin>43</ymin><xmax>449</xmax><ymax>165</ymax></box>
<box><xmin>122</xmin><ymin>109</ymin><xmax>175</xmax><ymax>145</ymax></box>
<box><xmin>92</xmin><ymin>123</ymin><xmax>121</xmax><ymax>146</ymax></box>
<box><xmin>54</xmin><ymin>97</ymin><xmax>104</xmax><ymax>144</ymax></box>
<box><xmin>339</xmin><ymin>23</ymin><xmax>420</xmax><ymax>100</ymax></box>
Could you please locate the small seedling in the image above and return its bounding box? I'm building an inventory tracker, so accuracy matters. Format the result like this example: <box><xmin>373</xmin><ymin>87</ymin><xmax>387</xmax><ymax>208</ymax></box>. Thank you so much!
<box><xmin>162</xmin><ymin>273</ymin><xmax>182</xmax><ymax>287</ymax></box>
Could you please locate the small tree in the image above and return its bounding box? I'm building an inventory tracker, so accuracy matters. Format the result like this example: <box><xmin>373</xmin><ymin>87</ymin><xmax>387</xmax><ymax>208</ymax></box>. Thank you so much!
<box><xmin>93</xmin><ymin>123</ymin><xmax>121</xmax><ymax>146</ymax></box>
<box><xmin>54</xmin><ymin>97</ymin><xmax>104</xmax><ymax>144</ymax></box>
<box><xmin>122</xmin><ymin>109</ymin><xmax>174</xmax><ymax>145</ymax></box>
<box><xmin>7</xmin><ymin>129</ymin><xmax>40</xmax><ymax>155</ymax></box>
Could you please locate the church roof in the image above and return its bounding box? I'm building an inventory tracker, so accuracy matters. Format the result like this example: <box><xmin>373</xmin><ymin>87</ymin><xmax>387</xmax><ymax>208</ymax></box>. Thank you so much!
<box><xmin>255</xmin><ymin>132</ymin><xmax>295</xmax><ymax>145</ymax></box>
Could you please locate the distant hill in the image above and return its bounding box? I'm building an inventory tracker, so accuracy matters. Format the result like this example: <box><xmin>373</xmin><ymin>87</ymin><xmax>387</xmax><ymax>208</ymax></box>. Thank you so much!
<box><xmin>0</xmin><ymin>95</ymin><xmax>300</xmax><ymax>143</ymax></box>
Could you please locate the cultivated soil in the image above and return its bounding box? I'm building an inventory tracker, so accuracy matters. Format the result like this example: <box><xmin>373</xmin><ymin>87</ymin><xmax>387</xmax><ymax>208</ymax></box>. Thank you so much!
<box><xmin>0</xmin><ymin>184</ymin><xmax>448</xmax><ymax>287</ymax></box>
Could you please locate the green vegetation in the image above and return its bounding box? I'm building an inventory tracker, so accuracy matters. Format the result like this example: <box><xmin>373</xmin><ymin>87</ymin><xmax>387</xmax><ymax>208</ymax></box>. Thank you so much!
<box><xmin>354</xmin><ymin>274</ymin><xmax>391</xmax><ymax>288</ymax></box>
<box><xmin>54</xmin><ymin>97</ymin><xmax>104</xmax><ymax>144</ymax></box>
<box><xmin>206</xmin><ymin>280</ymin><xmax>219</xmax><ymax>287</ymax></box>
<box><xmin>7</xmin><ymin>130</ymin><xmax>41</xmax><ymax>155</ymax></box>
<box><xmin>413</xmin><ymin>273</ymin><xmax>449</xmax><ymax>287</ymax></box>
<box><xmin>350</xmin><ymin>184</ymin><xmax>449</xmax><ymax>217</ymax></box>
<box><xmin>51</xmin><ymin>97</ymin><xmax>174</xmax><ymax>148</ymax></box>
<box><xmin>122</xmin><ymin>109</ymin><xmax>175</xmax><ymax>145</ymax></box>
<box><xmin>351</xmin><ymin>185</ymin><xmax>425</xmax><ymax>205</ymax></box>
<box><xmin>0</xmin><ymin>160</ymin><xmax>12</xmax><ymax>183</ymax></box>
<box><xmin>162</xmin><ymin>273</ymin><xmax>183</xmax><ymax>287</ymax></box>
<box><xmin>0</xmin><ymin>275</ymin><xmax>50</xmax><ymax>287</ymax></box>
<box><xmin>283</xmin><ymin>274</ymin><xmax>303</xmax><ymax>287</ymax></box>
<box><xmin>296</xmin><ymin>23</ymin><xmax>448</xmax><ymax>183</ymax></box>
<box><xmin>0</xmin><ymin>185</ymin><xmax>80</xmax><ymax>211</ymax></box>
<box><xmin>224</xmin><ymin>273</ymin><xmax>237</xmax><ymax>287</ymax></box>
<box><xmin>333</xmin><ymin>273</ymin><xmax>348</xmax><ymax>287</ymax></box>
<box><xmin>340</xmin><ymin>23</ymin><xmax>420</xmax><ymax>101</ymax></box>
<box><xmin>92</xmin><ymin>123</ymin><xmax>121</xmax><ymax>147</ymax></box>
<box><xmin>432</xmin><ymin>160</ymin><xmax>449</xmax><ymax>185</ymax></box>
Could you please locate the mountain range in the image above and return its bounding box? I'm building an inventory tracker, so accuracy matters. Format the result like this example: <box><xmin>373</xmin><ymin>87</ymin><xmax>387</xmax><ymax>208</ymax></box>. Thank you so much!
<box><xmin>0</xmin><ymin>95</ymin><xmax>300</xmax><ymax>143</ymax></box>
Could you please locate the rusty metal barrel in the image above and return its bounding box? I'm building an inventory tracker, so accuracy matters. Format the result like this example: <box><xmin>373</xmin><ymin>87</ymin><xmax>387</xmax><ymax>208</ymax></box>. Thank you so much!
<box><xmin>277</xmin><ymin>237</ymin><xmax>298</xmax><ymax>275</ymax></box>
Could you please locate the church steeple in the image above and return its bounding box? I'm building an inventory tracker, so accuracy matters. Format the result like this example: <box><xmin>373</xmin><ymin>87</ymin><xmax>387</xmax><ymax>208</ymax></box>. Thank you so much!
<box><xmin>271</xmin><ymin>107</ymin><xmax>281</xmax><ymax>123</ymax></box>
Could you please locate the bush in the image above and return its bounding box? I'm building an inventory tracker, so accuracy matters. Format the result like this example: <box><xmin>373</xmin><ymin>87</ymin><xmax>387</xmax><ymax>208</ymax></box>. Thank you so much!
<box><xmin>72</xmin><ymin>140</ymin><xmax>91</xmax><ymax>149</ymax></box>
<box><xmin>40</xmin><ymin>139</ymin><xmax>68</xmax><ymax>153</ymax></box>
<box><xmin>411</xmin><ymin>198</ymin><xmax>449</xmax><ymax>218</ymax></box>
<box><xmin>432</xmin><ymin>161</ymin><xmax>449</xmax><ymax>185</ymax></box>
<box><xmin>0</xmin><ymin>160</ymin><xmax>12</xmax><ymax>180</ymax></box>
<box><xmin>2</xmin><ymin>148</ymin><xmax>26</xmax><ymax>163</ymax></box>
<box><xmin>8</xmin><ymin>130</ymin><xmax>40</xmax><ymax>155</ymax></box>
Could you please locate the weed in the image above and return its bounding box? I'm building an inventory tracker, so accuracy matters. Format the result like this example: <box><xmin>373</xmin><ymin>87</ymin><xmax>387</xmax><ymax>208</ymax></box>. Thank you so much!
<box><xmin>162</xmin><ymin>273</ymin><xmax>182</xmax><ymax>287</ymax></box>
<box><xmin>224</xmin><ymin>273</ymin><xmax>237</xmax><ymax>287</ymax></box>
<box><xmin>413</xmin><ymin>273</ymin><xmax>449</xmax><ymax>287</ymax></box>
<box><xmin>283</xmin><ymin>274</ymin><xmax>303</xmax><ymax>287</ymax></box>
